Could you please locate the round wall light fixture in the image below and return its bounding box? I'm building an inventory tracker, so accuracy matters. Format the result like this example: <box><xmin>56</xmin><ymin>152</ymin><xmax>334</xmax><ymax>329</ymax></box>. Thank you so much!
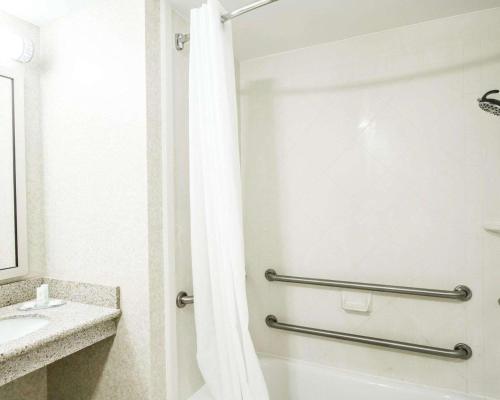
<box><xmin>8</xmin><ymin>35</ymin><xmax>34</xmax><ymax>63</ymax></box>
<box><xmin>0</xmin><ymin>33</ymin><xmax>34</xmax><ymax>63</ymax></box>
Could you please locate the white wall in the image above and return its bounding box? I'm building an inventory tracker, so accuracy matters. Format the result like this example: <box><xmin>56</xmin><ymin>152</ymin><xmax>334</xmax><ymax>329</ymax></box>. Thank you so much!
<box><xmin>170</xmin><ymin>10</ymin><xmax>205</xmax><ymax>399</ymax></box>
<box><xmin>240</xmin><ymin>7</ymin><xmax>500</xmax><ymax>398</ymax></box>
<box><xmin>39</xmin><ymin>0</ymin><xmax>164</xmax><ymax>398</ymax></box>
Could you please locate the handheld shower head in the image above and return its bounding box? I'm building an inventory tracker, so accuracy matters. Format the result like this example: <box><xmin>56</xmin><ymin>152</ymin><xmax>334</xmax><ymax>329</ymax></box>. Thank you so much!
<box><xmin>478</xmin><ymin>90</ymin><xmax>500</xmax><ymax>116</ymax></box>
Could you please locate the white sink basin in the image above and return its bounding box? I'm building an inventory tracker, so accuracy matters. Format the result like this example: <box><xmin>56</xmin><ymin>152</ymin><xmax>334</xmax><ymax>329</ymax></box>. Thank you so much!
<box><xmin>0</xmin><ymin>316</ymin><xmax>49</xmax><ymax>345</ymax></box>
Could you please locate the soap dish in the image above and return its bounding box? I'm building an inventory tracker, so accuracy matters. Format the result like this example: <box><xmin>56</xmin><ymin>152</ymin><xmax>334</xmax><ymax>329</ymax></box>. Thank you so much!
<box><xmin>18</xmin><ymin>299</ymin><xmax>66</xmax><ymax>311</ymax></box>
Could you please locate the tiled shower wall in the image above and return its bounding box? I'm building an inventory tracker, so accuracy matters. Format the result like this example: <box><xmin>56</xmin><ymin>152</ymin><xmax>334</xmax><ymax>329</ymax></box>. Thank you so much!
<box><xmin>240</xmin><ymin>7</ymin><xmax>500</xmax><ymax>398</ymax></box>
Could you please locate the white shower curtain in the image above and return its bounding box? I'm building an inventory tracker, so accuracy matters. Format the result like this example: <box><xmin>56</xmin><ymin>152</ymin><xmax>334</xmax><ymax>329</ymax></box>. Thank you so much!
<box><xmin>188</xmin><ymin>1</ymin><xmax>269</xmax><ymax>400</ymax></box>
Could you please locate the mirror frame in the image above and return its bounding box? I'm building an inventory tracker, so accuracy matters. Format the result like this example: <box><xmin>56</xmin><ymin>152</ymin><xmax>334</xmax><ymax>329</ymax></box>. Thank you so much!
<box><xmin>0</xmin><ymin>66</ymin><xmax>28</xmax><ymax>281</ymax></box>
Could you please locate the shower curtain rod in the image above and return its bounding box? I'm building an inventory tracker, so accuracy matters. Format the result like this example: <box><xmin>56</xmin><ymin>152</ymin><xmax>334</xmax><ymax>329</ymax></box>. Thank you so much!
<box><xmin>221</xmin><ymin>0</ymin><xmax>279</xmax><ymax>22</ymax></box>
<box><xmin>175</xmin><ymin>0</ymin><xmax>280</xmax><ymax>50</ymax></box>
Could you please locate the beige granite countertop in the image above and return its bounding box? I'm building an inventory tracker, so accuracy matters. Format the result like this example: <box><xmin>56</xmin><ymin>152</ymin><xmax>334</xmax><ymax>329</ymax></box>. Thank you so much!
<box><xmin>0</xmin><ymin>278</ymin><xmax>121</xmax><ymax>385</ymax></box>
<box><xmin>0</xmin><ymin>300</ymin><xmax>121</xmax><ymax>362</ymax></box>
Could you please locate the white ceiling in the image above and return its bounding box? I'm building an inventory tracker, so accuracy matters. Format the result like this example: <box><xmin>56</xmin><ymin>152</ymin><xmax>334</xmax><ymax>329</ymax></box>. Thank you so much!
<box><xmin>172</xmin><ymin>0</ymin><xmax>500</xmax><ymax>60</ymax></box>
<box><xmin>1</xmin><ymin>0</ymin><xmax>500</xmax><ymax>59</ymax></box>
<box><xmin>0</xmin><ymin>0</ymin><xmax>99</xmax><ymax>26</ymax></box>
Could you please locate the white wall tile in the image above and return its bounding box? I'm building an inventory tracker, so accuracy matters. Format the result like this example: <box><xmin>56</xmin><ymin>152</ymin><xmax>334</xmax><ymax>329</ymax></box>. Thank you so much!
<box><xmin>240</xmin><ymin>7</ymin><xmax>500</xmax><ymax>398</ymax></box>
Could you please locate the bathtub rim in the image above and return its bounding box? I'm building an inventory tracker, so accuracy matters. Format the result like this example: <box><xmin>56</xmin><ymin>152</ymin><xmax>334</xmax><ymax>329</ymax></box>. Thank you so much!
<box><xmin>257</xmin><ymin>352</ymin><xmax>496</xmax><ymax>400</ymax></box>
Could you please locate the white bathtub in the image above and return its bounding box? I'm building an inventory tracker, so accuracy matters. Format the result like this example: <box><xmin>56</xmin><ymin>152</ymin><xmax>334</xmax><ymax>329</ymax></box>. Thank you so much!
<box><xmin>260</xmin><ymin>355</ymin><xmax>493</xmax><ymax>400</ymax></box>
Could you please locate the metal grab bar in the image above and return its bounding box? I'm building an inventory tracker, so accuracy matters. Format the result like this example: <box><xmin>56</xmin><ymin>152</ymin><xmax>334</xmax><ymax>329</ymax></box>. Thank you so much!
<box><xmin>265</xmin><ymin>269</ymin><xmax>472</xmax><ymax>301</ymax></box>
<box><xmin>176</xmin><ymin>291</ymin><xmax>194</xmax><ymax>308</ymax></box>
<box><xmin>265</xmin><ymin>315</ymin><xmax>472</xmax><ymax>360</ymax></box>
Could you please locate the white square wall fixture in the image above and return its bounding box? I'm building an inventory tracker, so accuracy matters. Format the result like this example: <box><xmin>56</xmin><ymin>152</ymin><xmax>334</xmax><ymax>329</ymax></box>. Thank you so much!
<box><xmin>341</xmin><ymin>291</ymin><xmax>372</xmax><ymax>313</ymax></box>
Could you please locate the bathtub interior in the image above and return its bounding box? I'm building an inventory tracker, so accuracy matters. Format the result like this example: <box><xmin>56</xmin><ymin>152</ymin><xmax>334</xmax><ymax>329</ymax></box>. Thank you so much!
<box><xmin>260</xmin><ymin>356</ymin><xmax>494</xmax><ymax>400</ymax></box>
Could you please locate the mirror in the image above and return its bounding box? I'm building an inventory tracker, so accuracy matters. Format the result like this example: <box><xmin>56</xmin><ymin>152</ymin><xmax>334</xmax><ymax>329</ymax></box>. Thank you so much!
<box><xmin>0</xmin><ymin>69</ymin><xmax>27</xmax><ymax>279</ymax></box>
<box><xmin>0</xmin><ymin>75</ymin><xmax>16</xmax><ymax>268</ymax></box>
